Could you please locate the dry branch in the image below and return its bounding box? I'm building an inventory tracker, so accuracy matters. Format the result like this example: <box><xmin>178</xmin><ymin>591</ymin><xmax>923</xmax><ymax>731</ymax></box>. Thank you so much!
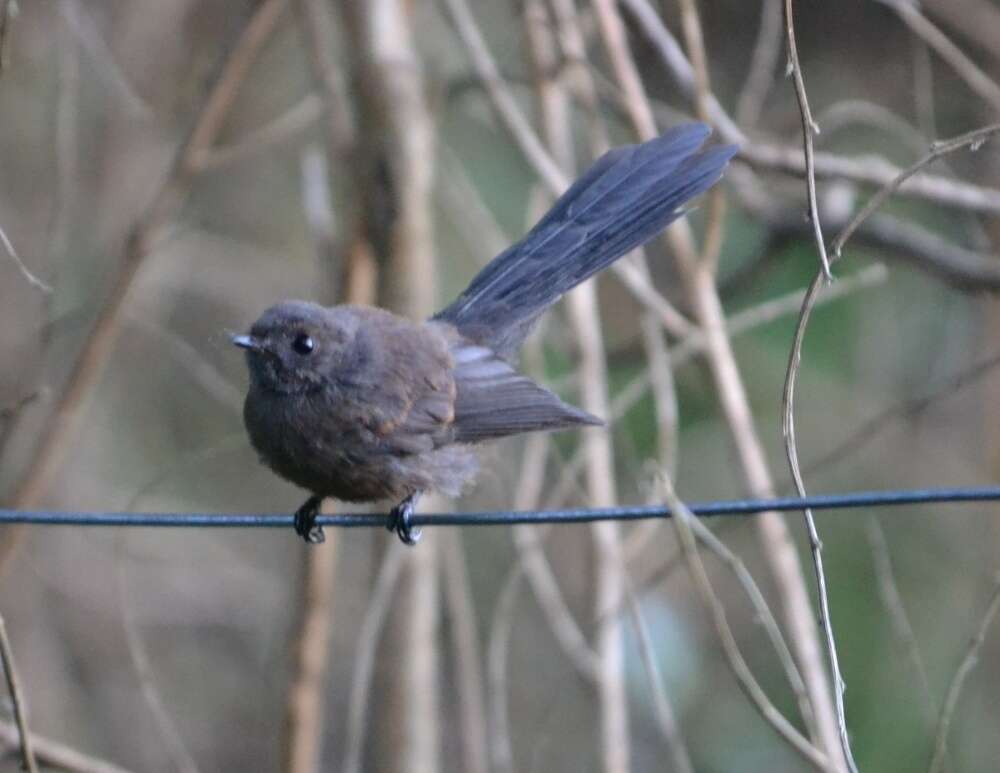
<box><xmin>2</xmin><ymin>0</ymin><xmax>287</xmax><ymax>569</ymax></box>
<box><xmin>0</xmin><ymin>613</ymin><xmax>37</xmax><ymax>773</ymax></box>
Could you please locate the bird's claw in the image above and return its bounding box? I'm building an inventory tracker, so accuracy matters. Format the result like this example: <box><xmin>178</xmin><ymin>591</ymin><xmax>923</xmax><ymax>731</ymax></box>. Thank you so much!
<box><xmin>294</xmin><ymin>495</ymin><xmax>325</xmax><ymax>544</ymax></box>
<box><xmin>386</xmin><ymin>494</ymin><xmax>421</xmax><ymax>545</ymax></box>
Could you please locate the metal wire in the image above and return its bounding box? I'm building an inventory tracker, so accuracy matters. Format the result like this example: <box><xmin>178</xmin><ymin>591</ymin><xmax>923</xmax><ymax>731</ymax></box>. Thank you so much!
<box><xmin>1</xmin><ymin>486</ymin><xmax>999</xmax><ymax>530</ymax></box>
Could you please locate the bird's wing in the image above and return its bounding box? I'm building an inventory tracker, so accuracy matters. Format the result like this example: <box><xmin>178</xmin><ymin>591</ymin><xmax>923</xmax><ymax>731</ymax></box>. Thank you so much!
<box><xmin>449</xmin><ymin>342</ymin><xmax>601</xmax><ymax>443</ymax></box>
<box><xmin>350</xmin><ymin>322</ymin><xmax>459</xmax><ymax>455</ymax></box>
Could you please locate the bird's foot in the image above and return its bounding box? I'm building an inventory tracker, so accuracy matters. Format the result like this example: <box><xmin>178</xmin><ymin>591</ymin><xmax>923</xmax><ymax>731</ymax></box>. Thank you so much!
<box><xmin>294</xmin><ymin>495</ymin><xmax>326</xmax><ymax>544</ymax></box>
<box><xmin>386</xmin><ymin>492</ymin><xmax>422</xmax><ymax>546</ymax></box>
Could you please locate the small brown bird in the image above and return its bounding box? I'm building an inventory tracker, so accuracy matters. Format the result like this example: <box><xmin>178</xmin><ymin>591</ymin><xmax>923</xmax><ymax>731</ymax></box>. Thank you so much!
<box><xmin>234</xmin><ymin>124</ymin><xmax>736</xmax><ymax>544</ymax></box>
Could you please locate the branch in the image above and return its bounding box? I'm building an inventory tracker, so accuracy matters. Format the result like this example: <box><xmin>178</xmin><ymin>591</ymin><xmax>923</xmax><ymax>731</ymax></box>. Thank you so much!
<box><xmin>0</xmin><ymin>613</ymin><xmax>37</xmax><ymax>773</ymax></box>
<box><xmin>928</xmin><ymin>579</ymin><xmax>1000</xmax><ymax>773</ymax></box>
<box><xmin>784</xmin><ymin>0</ymin><xmax>832</xmax><ymax>278</ymax></box>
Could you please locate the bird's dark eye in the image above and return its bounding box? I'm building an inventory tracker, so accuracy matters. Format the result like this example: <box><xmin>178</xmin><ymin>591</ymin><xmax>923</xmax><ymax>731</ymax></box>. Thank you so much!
<box><xmin>292</xmin><ymin>332</ymin><xmax>315</xmax><ymax>355</ymax></box>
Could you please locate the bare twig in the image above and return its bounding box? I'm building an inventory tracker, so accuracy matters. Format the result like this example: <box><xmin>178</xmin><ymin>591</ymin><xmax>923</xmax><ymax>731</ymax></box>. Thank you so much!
<box><xmin>0</xmin><ymin>612</ymin><xmax>38</xmax><ymax>773</ymax></box>
<box><xmin>784</xmin><ymin>0</ymin><xmax>832</xmax><ymax>279</ymax></box>
<box><xmin>0</xmin><ymin>223</ymin><xmax>51</xmax><ymax>294</ymax></box>
<box><xmin>0</xmin><ymin>720</ymin><xmax>132</xmax><ymax>773</ymax></box>
<box><xmin>781</xmin><ymin>271</ymin><xmax>858</xmax><ymax>773</ymax></box>
<box><xmin>660</xmin><ymin>479</ymin><xmax>831</xmax><ymax>771</ymax></box>
<box><xmin>928</xmin><ymin>579</ymin><xmax>1000</xmax><ymax>773</ymax></box>
<box><xmin>832</xmin><ymin>124</ymin><xmax>1000</xmax><ymax>257</ymax></box>
<box><xmin>678</xmin><ymin>505</ymin><xmax>819</xmax><ymax>740</ymax></box>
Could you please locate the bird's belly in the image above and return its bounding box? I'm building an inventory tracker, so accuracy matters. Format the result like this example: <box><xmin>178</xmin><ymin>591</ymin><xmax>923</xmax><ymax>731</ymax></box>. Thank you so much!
<box><xmin>244</xmin><ymin>391</ymin><xmax>477</xmax><ymax>502</ymax></box>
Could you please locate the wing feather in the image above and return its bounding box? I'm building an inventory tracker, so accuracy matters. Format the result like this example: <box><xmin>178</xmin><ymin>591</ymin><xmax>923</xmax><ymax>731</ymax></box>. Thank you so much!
<box><xmin>450</xmin><ymin>343</ymin><xmax>601</xmax><ymax>442</ymax></box>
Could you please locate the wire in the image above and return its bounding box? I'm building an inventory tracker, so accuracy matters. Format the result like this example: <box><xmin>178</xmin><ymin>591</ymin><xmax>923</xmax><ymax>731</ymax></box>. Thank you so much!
<box><xmin>1</xmin><ymin>486</ymin><xmax>999</xmax><ymax>530</ymax></box>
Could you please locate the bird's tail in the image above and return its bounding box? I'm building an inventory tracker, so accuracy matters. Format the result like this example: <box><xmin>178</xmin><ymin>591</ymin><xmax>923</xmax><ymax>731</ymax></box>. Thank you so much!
<box><xmin>433</xmin><ymin>124</ymin><xmax>737</xmax><ymax>357</ymax></box>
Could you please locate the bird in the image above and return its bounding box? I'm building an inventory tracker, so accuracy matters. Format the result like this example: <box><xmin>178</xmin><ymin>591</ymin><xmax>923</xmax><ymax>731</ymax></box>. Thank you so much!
<box><xmin>232</xmin><ymin>123</ymin><xmax>737</xmax><ymax>545</ymax></box>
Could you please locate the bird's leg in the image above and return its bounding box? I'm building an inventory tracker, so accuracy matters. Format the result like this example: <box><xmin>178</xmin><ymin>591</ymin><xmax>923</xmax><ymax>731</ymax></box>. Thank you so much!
<box><xmin>386</xmin><ymin>491</ymin><xmax>422</xmax><ymax>545</ymax></box>
<box><xmin>293</xmin><ymin>494</ymin><xmax>326</xmax><ymax>544</ymax></box>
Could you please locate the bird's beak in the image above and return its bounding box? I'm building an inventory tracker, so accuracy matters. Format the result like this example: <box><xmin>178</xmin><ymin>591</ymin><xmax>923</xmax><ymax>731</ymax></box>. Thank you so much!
<box><xmin>231</xmin><ymin>334</ymin><xmax>260</xmax><ymax>351</ymax></box>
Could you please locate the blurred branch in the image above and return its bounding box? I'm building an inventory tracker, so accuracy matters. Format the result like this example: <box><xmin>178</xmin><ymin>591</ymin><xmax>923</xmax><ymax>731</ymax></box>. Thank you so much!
<box><xmin>337</xmin><ymin>4</ymin><xmax>441</xmax><ymax>772</ymax></box>
<box><xmin>57</xmin><ymin>0</ymin><xmax>153</xmax><ymax>121</ymax></box>
<box><xmin>439</xmin><ymin>530</ymin><xmax>490</xmax><ymax>773</ymax></box>
<box><xmin>0</xmin><ymin>720</ymin><xmax>131</xmax><ymax>773</ymax></box>
<box><xmin>512</xmin><ymin>525</ymin><xmax>599</xmax><ymax>681</ymax></box>
<box><xmin>921</xmin><ymin>0</ymin><xmax>1000</xmax><ymax>65</ymax></box>
<box><xmin>487</xmin><ymin>566</ymin><xmax>520</xmax><ymax>773</ymax></box>
<box><xmin>928</xmin><ymin>579</ymin><xmax>1000</xmax><ymax>773</ymax></box>
<box><xmin>283</xmin><ymin>540</ymin><xmax>337</xmax><ymax>773</ymax></box>
<box><xmin>341</xmin><ymin>546</ymin><xmax>406</xmax><ymax>773</ymax></box>
<box><xmin>116</xmin><ymin>556</ymin><xmax>199</xmax><ymax>773</ymax></box>
<box><xmin>280</xmin><ymin>144</ymin><xmax>342</xmax><ymax>773</ymax></box>
<box><xmin>548</xmin><ymin>0</ymin><xmax>685</xmax><ymax>476</ymax></box>
<box><xmin>676</xmin><ymin>0</ymin><xmax>726</xmax><ymax>270</ymax></box>
<box><xmin>0</xmin><ymin>0</ymin><xmax>16</xmax><ymax>73</ymax></box>
<box><xmin>863</xmin><ymin>520</ymin><xmax>938</xmax><ymax>742</ymax></box>
<box><xmin>0</xmin><ymin>612</ymin><xmax>37</xmax><ymax>773</ymax></box>
<box><xmin>546</xmin><ymin>265</ymin><xmax>888</xmax><ymax>510</ymax></box>
<box><xmin>0</xmin><ymin>222</ymin><xmax>51</xmax><ymax>294</ymax></box>
<box><xmin>737</xmin><ymin>0</ymin><xmax>782</xmax><ymax>128</ymax></box>
<box><xmin>522</xmin><ymin>6</ymin><xmax>630</xmax><ymax>771</ymax></box>
<box><xmin>737</xmin><ymin>185</ymin><xmax>1000</xmax><ymax>292</ymax></box>
<box><xmin>805</xmin><ymin>349</ymin><xmax>1000</xmax><ymax>475</ymax></box>
<box><xmin>620</xmin><ymin>0</ymin><xmax>1000</xmax><ymax>215</ymax></box>
<box><xmin>441</xmin><ymin>0</ymin><xmax>698</xmax><ymax>341</ymax></box>
<box><xmin>193</xmin><ymin>94</ymin><xmax>323</xmax><ymax>172</ymax></box>
<box><xmin>660</xmin><ymin>480</ymin><xmax>832</xmax><ymax>771</ymax></box>
<box><xmin>2</xmin><ymin>0</ymin><xmax>286</xmax><ymax>570</ymax></box>
<box><xmin>623</xmin><ymin>584</ymin><xmax>694</xmax><ymax>773</ymax></box>
<box><xmin>591</xmin><ymin>1</ymin><xmax>845</xmax><ymax>766</ymax></box>
<box><xmin>874</xmin><ymin>0</ymin><xmax>1000</xmax><ymax>115</ymax></box>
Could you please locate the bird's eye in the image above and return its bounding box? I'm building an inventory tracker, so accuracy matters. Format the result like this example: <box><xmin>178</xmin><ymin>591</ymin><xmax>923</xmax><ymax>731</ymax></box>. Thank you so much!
<box><xmin>292</xmin><ymin>332</ymin><xmax>315</xmax><ymax>355</ymax></box>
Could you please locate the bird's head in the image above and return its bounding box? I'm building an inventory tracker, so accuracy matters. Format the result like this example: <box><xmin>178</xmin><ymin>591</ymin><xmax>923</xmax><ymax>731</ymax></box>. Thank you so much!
<box><xmin>232</xmin><ymin>301</ymin><xmax>356</xmax><ymax>395</ymax></box>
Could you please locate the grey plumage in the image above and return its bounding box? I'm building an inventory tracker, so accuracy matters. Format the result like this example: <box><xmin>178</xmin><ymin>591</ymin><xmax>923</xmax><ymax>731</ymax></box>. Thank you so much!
<box><xmin>235</xmin><ymin>124</ymin><xmax>737</xmax><ymax>542</ymax></box>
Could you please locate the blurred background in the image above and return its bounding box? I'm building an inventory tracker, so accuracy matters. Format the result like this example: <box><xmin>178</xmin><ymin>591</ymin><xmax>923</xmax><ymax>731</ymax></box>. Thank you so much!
<box><xmin>1</xmin><ymin>1</ymin><xmax>1000</xmax><ymax>771</ymax></box>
